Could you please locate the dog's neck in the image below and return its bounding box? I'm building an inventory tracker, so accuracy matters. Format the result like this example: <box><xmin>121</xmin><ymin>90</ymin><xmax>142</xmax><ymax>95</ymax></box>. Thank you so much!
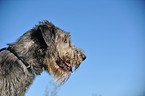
<box><xmin>8</xmin><ymin>32</ymin><xmax>46</xmax><ymax>75</ymax></box>
<box><xmin>0</xmin><ymin>47</ymin><xmax>32</xmax><ymax>72</ymax></box>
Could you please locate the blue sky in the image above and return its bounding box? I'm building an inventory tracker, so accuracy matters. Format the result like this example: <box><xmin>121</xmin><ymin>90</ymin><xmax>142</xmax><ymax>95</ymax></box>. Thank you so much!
<box><xmin>0</xmin><ymin>0</ymin><xmax>145</xmax><ymax>96</ymax></box>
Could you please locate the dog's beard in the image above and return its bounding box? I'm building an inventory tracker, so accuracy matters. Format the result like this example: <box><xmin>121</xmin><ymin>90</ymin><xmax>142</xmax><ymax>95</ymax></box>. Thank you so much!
<box><xmin>46</xmin><ymin>57</ymin><xmax>71</xmax><ymax>85</ymax></box>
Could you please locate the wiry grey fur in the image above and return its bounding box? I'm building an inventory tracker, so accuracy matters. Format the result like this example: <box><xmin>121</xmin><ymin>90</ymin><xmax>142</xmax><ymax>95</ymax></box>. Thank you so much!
<box><xmin>0</xmin><ymin>20</ymin><xmax>86</xmax><ymax>96</ymax></box>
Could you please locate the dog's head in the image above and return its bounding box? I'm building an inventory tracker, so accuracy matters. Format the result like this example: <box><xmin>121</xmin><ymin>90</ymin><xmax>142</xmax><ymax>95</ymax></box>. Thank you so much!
<box><xmin>37</xmin><ymin>21</ymin><xmax>86</xmax><ymax>84</ymax></box>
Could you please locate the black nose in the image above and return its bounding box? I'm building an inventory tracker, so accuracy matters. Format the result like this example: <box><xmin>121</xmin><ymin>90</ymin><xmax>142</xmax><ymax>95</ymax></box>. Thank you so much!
<box><xmin>81</xmin><ymin>54</ymin><xmax>86</xmax><ymax>61</ymax></box>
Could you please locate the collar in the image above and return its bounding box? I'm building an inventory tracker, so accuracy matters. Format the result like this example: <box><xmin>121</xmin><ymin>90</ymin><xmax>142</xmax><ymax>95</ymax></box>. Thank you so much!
<box><xmin>0</xmin><ymin>47</ymin><xmax>31</xmax><ymax>71</ymax></box>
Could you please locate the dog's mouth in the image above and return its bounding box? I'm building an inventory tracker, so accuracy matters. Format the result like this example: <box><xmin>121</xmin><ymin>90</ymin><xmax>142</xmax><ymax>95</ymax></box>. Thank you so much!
<box><xmin>56</xmin><ymin>58</ymin><xmax>73</xmax><ymax>72</ymax></box>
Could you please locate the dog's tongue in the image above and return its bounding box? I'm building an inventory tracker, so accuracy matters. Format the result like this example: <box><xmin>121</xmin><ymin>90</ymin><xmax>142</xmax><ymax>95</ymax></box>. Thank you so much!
<box><xmin>60</xmin><ymin>59</ymin><xmax>73</xmax><ymax>72</ymax></box>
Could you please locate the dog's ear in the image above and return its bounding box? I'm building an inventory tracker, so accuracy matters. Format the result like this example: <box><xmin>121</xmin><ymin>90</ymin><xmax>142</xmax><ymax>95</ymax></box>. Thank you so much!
<box><xmin>38</xmin><ymin>25</ymin><xmax>55</xmax><ymax>46</ymax></box>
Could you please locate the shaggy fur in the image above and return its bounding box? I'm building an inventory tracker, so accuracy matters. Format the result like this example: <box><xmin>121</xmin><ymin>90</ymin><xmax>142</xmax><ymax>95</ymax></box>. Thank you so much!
<box><xmin>0</xmin><ymin>20</ymin><xmax>86</xmax><ymax>96</ymax></box>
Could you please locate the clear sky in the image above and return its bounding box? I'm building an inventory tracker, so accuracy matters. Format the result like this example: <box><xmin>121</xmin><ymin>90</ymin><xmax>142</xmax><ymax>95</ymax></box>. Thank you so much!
<box><xmin>0</xmin><ymin>0</ymin><xmax>145</xmax><ymax>96</ymax></box>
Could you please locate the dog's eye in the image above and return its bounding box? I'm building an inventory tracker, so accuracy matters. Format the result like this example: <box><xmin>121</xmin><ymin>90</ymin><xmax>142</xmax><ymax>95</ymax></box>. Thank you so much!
<box><xmin>63</xmin><ymin>38</ymin><xmax>68</xmax><ymax>43</ymax></box>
